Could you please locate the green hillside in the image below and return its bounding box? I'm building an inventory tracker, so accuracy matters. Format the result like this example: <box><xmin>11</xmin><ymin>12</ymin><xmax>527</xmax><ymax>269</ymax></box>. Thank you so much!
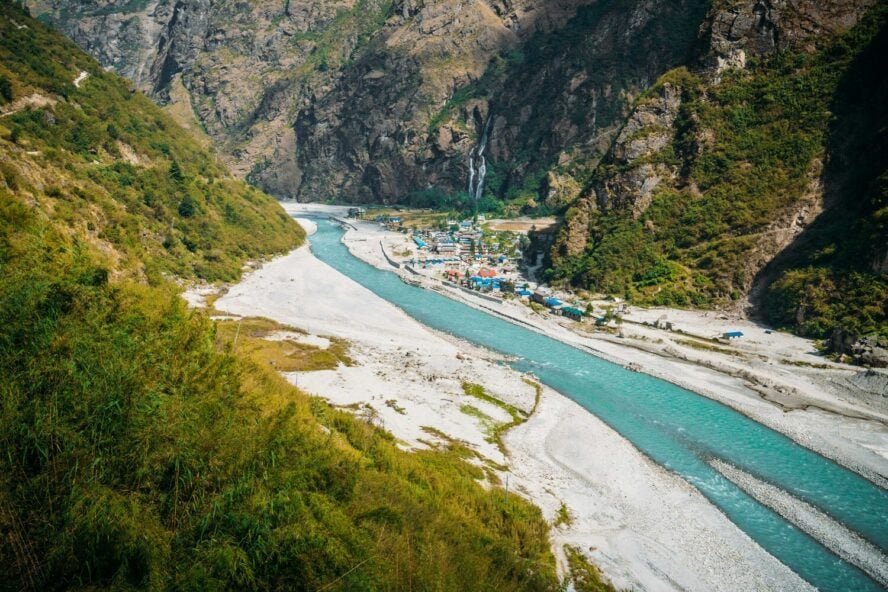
<box><xmin>548</xmin><ymin>5</ymin><xmax>887</xmax><ymax>345</ymax></box>
<box><xmin>0</xmin><ymin>4</ymin><xmax>573</xmax><ymax>591</ymax></box>
<box><xmin>762</xmin><ymin>17</ymin><xmax>888</xmax><ymax>342</ymax></box>
<box><xmin>0</xmin><ymin>1</ymin><xmax>302</xmax><ymax>283</ymax></box>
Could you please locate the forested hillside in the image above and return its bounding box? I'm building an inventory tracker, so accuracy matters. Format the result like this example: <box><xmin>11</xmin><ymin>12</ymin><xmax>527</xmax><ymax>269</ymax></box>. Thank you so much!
<box><xmin>548</xmin><ymin>2</ymin><xmax>887</xmax><ymax>352</ymax></box>
<box><xmin>0</xmin><ymin>5</ymin><xmax>578</xmax><ymax>590</ymax></box>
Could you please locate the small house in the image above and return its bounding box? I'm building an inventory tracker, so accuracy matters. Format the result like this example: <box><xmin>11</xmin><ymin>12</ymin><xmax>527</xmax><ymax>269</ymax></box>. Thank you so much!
<box><xmin>561</xmin><ymin>306</ymin><xmax>584</xmax><ymax>321</ymax></box>
<box><xmin>544</xmin><ymin>297</ymin><xmax>563</xmax><ymax>310</ymax></box>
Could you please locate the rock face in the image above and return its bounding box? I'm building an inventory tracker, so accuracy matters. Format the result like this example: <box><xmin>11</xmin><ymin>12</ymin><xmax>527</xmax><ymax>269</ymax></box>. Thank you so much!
<box><xmin>594</xmin><ymin>82</ymin><xmax>683</xmax><ymax>216</ymax></box>
<box><xmin>703</xmin><ymin>0</ymin><xmax>877</xmax><ymax>69</ymax></box>
<box><xmin>464</xmin><ymin>0</ymin><xmax>710</xmax><ymax>204</ymax></box>
<box><xmin>852</xmin><ymin>336</ymin><xmax>888</xmax><ymax>368</ymax></box>
<box><xmin>27</xmin><ymin>0</ymin><xmax>709</xmax><ymax>202</ymax></box>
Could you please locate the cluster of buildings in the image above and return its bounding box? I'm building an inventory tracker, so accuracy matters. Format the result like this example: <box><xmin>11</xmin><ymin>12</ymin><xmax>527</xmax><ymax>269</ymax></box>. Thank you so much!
<box><xmin>398</xmin><ymin>218</ymin><xmax>597</xmax><ymax>323</ymax></box>
<box><xmin>365</xmin><ymin>212</ymin><xmax>612</xmax><ymax>325</ymax></box>
<box><xmin>408</xmin><ymin>219</ymin><xmax>521</xmax><ymax>266</ymax></box>
<box><xmin>415</xmin><ymin>221</ymin><xmax>487</xmax><ymax>257</ymax></box>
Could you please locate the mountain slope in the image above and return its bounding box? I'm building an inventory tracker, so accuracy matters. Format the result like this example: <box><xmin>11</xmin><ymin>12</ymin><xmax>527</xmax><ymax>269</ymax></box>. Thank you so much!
<box><xmin>546</xmin><ymin>0</ymin><xmax>886</xmax><ymax>352</ymax></box>
<box><xmin>27</xmin><ymin>0</ymin><xmax>712</xmax><ymax>204</ymax></box>
<box><xmin>760</xmin><ymin>17</ymin><xmax>888</xmax><ymax>350</ymax></box>
<box><xmin>1</xmin><ymin>1</ymin><xmax>303</xmax><ymax>282</ymax></box>
<box><xmin>0</xmin><ymin>5</ymin><xmax>575</xmax><ymax>590</ymax></box>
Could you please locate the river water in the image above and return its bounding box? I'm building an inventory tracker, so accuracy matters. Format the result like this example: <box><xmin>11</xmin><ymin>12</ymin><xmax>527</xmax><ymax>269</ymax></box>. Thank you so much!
<box><xmin>307</xmin><ymin>217</ymin><xmax>887</xmax><ymax>591</ymax></box>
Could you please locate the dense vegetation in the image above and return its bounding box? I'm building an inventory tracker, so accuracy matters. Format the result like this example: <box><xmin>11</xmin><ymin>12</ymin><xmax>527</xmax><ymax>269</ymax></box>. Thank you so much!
<box><xmin>0</xmin><ymin>2</ymin><xmax>301</xmax><ymax>283</ymax></box>
<box><xmin>762</xmin><ymin>17</ymin><xmax>888</xmax><ymax>341</ymax></box>
<box><xmin>0</xmin><ymin>211</ymin><xmax>559</xmax><ymax>590</ymax></box>
<box><xmin>549</xmin><ymin>6</ymin><xmax>887</xmax><ymax>342</ymax></box>
<box><xmin>0</xmin><ymin>5</ymin><xmax>574</xmax><ymax>591</ymax></box>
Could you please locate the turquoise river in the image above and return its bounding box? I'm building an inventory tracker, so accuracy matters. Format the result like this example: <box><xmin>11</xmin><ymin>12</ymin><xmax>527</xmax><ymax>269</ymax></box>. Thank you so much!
<box><xmin>307</xmin><ymin>217</ymin><xmax>887</xmax><ymax>591</ymax></box>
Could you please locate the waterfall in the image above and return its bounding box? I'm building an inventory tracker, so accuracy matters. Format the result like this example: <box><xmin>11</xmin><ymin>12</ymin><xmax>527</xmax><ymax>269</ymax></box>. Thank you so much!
<box><xmin>467</xmin><ymin>115</ymin><xmax>492</xmax><ymax>203</ymax></box>
<box><xmin>467</xmin><ymin>155</ymin><xmax>475</xmax><ymax>195</ymax></box>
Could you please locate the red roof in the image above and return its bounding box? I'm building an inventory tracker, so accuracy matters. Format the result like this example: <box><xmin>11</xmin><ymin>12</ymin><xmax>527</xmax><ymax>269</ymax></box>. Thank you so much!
<box><xmin>478</xmin><ymin>268</ymin><xmax>497</xmax><ymax>278</ymax></box>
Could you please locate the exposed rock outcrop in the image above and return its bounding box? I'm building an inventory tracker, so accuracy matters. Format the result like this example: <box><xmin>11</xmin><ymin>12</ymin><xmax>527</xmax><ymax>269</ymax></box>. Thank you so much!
<box><xmin>851</xmin><ymin>336</ymin><xmax>888</xmax><ymax>368</ymax></box>
<box><xmin>704</xmin><ymin>0</ymin><xmax>878</xmax><ymax>68</ymax></box>
<box><xmin>27</xmin><ymin>0</ymin><xmax>709</xmax><ymax>202</ymax></box>
<box><xmin>591</xmin><ymin>82</ymin><xmax>683</xmax><ymax>217</ymax></box>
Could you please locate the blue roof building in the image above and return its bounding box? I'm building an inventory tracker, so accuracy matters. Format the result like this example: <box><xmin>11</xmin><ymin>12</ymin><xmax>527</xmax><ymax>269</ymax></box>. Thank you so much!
<box><xmin>561</xmin><ymin>306</ymin><xmax>585</xmax><ymax>321</ymax></box>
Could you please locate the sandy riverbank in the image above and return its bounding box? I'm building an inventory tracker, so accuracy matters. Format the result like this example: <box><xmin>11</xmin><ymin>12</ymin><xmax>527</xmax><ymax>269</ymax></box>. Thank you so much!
<box><xmin>190</xmin><ymin>203</ymin><xmax>817</xmax><ymax>591</ymax></box>
<box><xmin>306</xmin><ymin>203</ymin><xmax>888</xmax><ymax>488</ymax></box>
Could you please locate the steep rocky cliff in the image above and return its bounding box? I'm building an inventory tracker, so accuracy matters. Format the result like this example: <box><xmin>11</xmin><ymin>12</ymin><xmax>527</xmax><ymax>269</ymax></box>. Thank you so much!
<box><xmin>28</xmin><ymin>0</ymin><xmax>398</xmax><ymax>197</ymax></box>
<box><xmin>27</xmin><ymin>0</ymin><xmax>709</xmax><ymax>203</ymax></box>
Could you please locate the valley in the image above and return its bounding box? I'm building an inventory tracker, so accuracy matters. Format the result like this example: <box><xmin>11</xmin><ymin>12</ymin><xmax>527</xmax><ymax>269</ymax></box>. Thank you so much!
<box><xmin>193</xmin><ymin>206</ymin><xmax>886</xmax><ymax>591</ymax></box>
<box><xmin>2</xmin><ymin>1</ymin><xmax>887</xmax><ymax>590</ymax></box>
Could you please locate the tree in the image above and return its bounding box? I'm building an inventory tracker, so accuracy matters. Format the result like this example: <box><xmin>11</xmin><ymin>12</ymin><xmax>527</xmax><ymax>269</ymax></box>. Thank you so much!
<box><xmin>169</xmin><ymin>160</ymin><xmax>185</xmax><ymax>184</ymax></box>
<box><xmin>178</xmin><ymin>194</ymin><xmax>196</xmax><ymax>218</ymax></box>
<box><xmin>0</xmin><ymin>75</ymin><xmax>12</xmax><ymax>104</ymax></box>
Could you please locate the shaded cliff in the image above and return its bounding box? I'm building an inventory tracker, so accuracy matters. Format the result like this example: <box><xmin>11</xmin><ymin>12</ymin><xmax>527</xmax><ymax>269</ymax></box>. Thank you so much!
<box><xmin>28</xmin><ymin>0</ymin><xmax>711</xmax><ymax>203</ymax></box>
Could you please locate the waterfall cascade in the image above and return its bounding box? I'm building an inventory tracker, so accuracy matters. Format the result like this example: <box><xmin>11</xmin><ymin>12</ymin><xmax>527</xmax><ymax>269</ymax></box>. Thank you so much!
<box><xmin>467</xmin><ymin>116</ymin><xmax>492</xmax><ymax>203</ymax></box>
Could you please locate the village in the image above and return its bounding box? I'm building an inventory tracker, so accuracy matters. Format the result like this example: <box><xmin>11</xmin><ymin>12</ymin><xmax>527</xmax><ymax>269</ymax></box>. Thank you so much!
<box><xmin>346</xmin><ymin>207</ymin><xmax>647</xmax><ymax>330</ymax></box>
<box><xmin>347</xmin><ymin>206</ymin><xmax>753</xmax><ymax>343</ymax></box>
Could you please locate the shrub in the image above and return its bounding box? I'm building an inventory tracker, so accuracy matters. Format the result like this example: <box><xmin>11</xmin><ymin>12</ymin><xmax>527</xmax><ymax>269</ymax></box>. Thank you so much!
<box><xmin>178</xmin><ymin>194</ymin><xmax>196</xmax><ymax>217</ymax></box>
